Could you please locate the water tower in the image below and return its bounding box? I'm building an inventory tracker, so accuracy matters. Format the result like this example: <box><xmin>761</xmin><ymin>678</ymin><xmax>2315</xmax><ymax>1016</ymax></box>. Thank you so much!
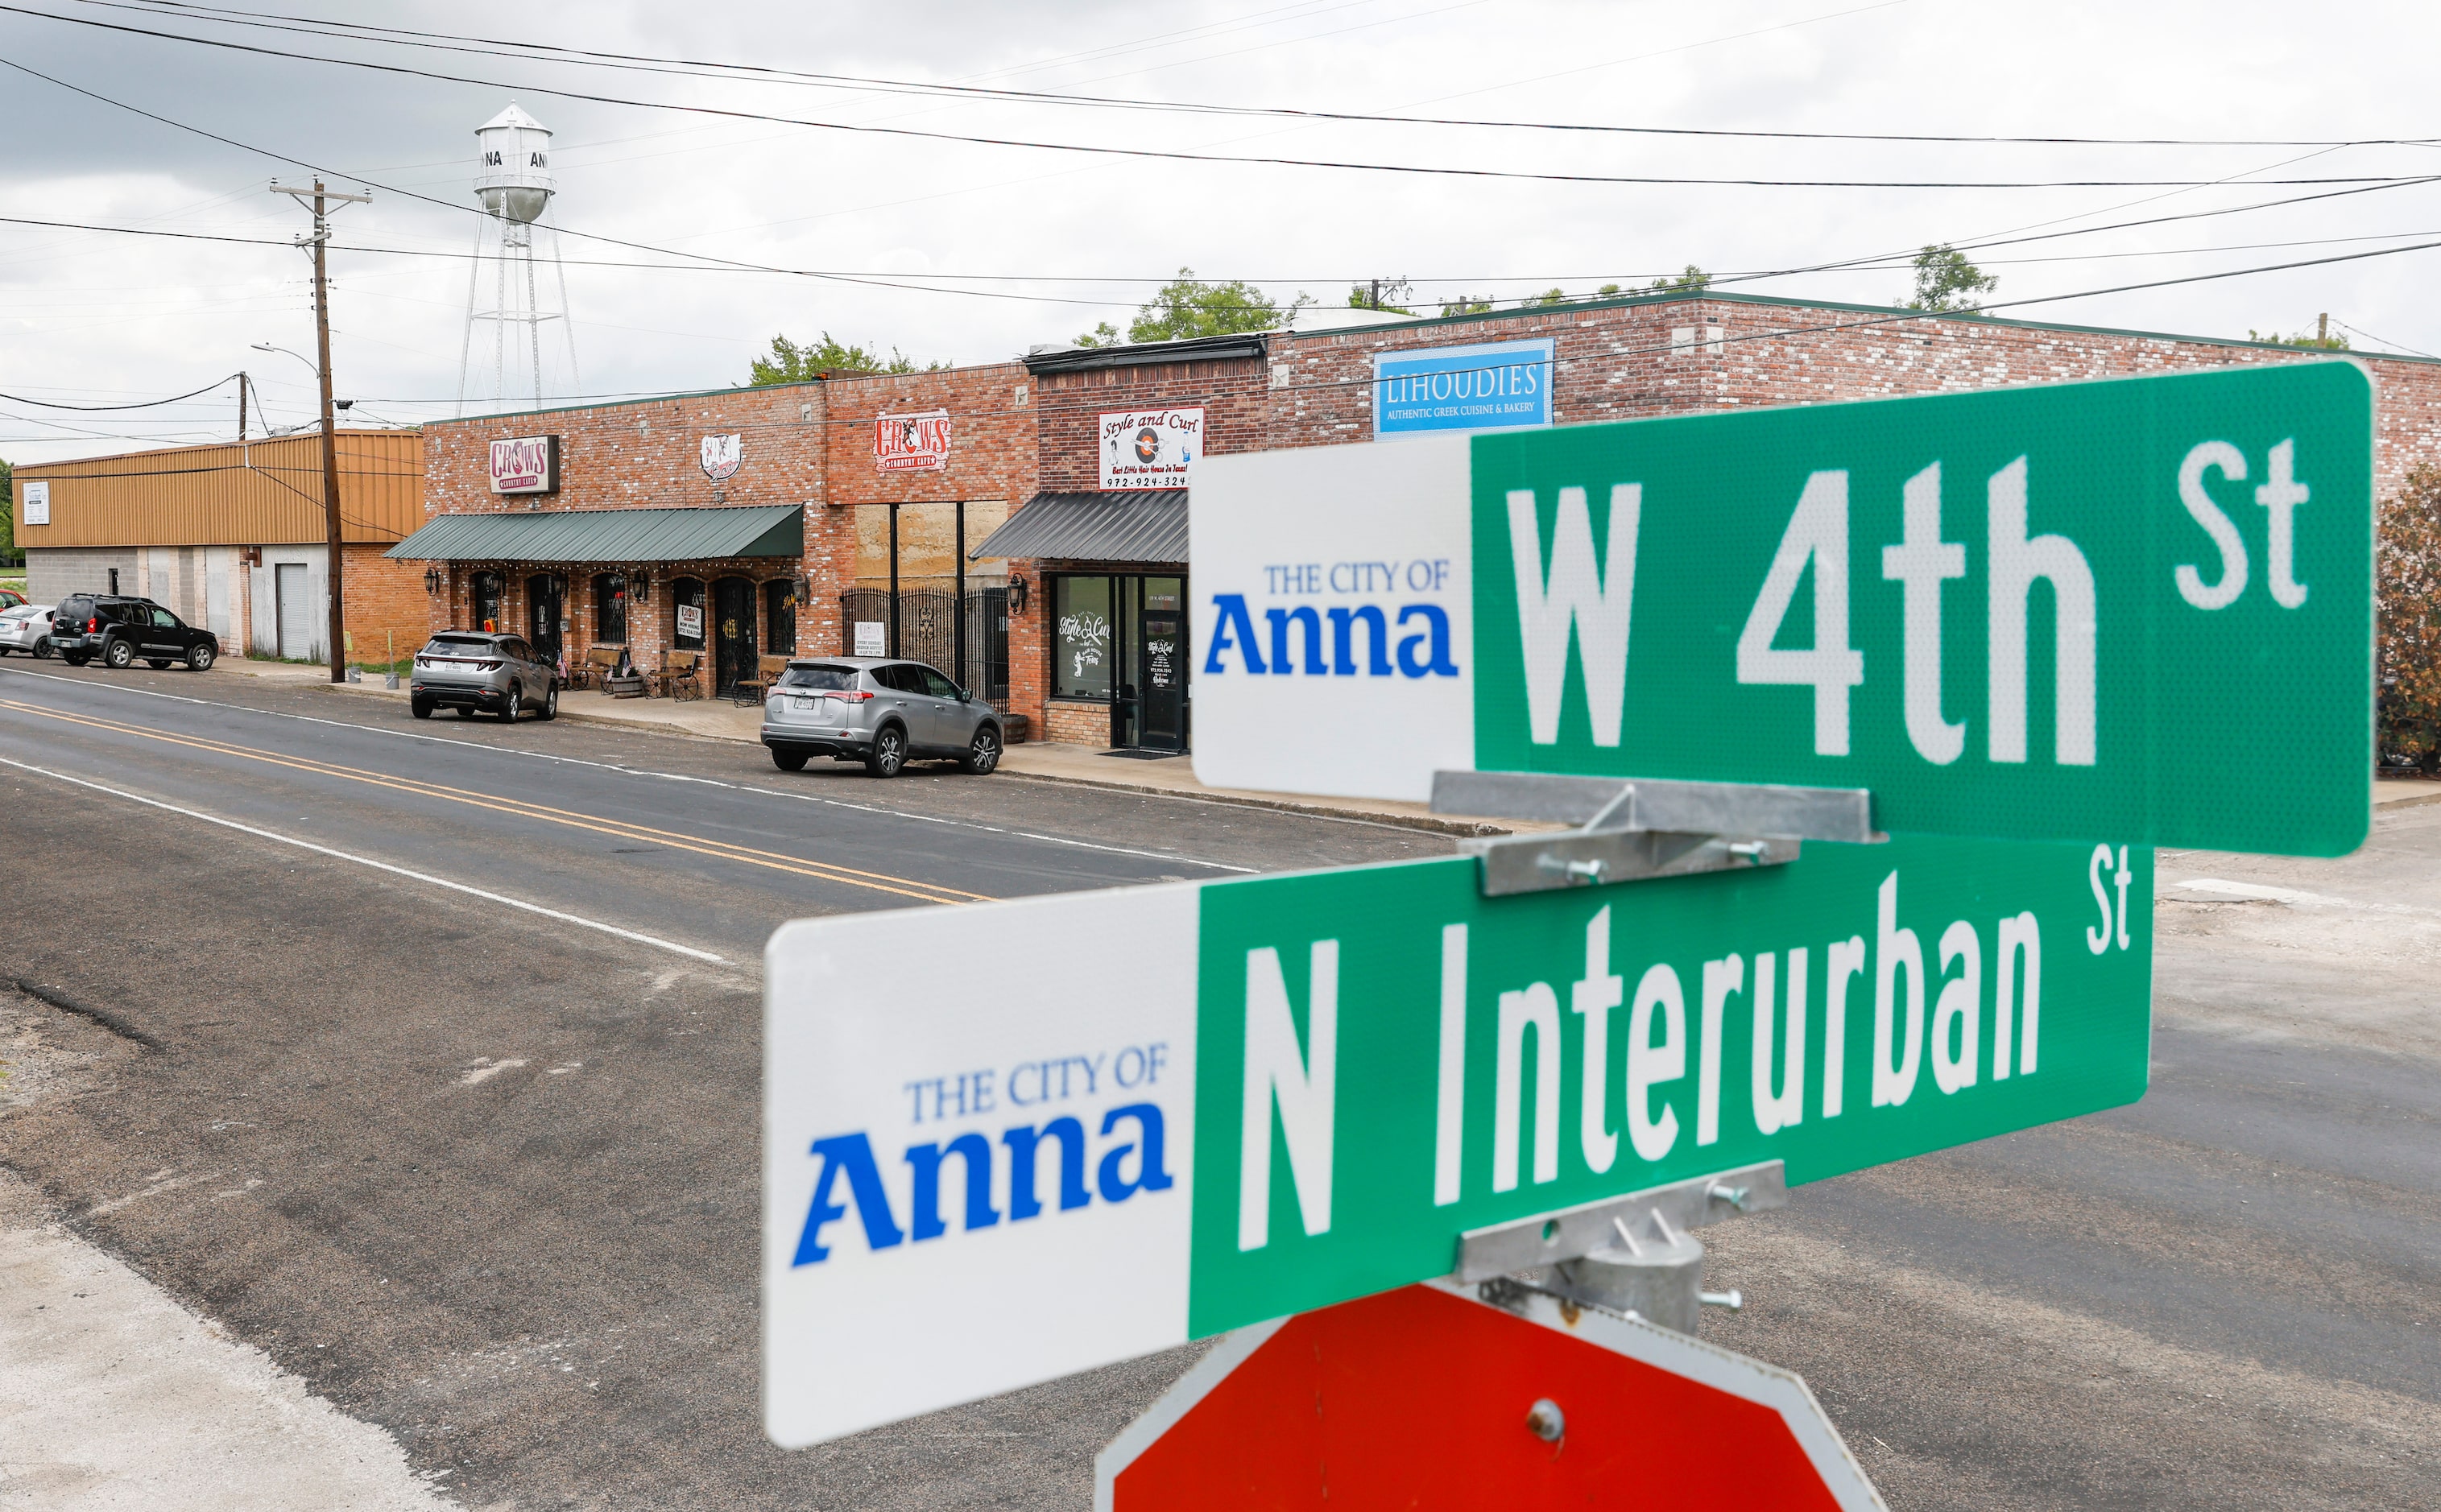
<box><xmin>456</xmin><ymin>103</ymin><xmax>579</xmax><ymax>413</ymax></box>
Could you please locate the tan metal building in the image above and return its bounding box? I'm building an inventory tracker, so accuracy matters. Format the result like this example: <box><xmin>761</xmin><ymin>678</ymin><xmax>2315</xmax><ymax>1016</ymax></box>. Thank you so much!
<box><xmin>9</xmin><ymin>430</ymin><xmax>428</xmax><ymax>663</ymax></box>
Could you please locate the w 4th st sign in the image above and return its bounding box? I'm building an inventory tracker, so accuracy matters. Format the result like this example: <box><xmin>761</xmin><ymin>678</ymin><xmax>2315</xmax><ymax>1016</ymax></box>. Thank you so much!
<box><xmin>763</xmin><ymin>832</ymin><xmax>2151</xmax><ymax>1447</ymax></box>
<box><xmin>1190</xmin><ymin>361</ymin><xmax>2374</xmax><ymax>856</ymax></box>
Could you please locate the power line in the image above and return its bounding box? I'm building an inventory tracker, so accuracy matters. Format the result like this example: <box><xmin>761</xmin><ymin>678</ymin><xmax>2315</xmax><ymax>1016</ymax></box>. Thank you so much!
<box><xmin>0</xmin><ymin>374</ymin><xmax>238</xmax><ymax>409</ymax></box>
<box><xmin>89</xmin><ymin>0</ymin><xmax>2441</xmax><ymax>151</ymax></box>
<box><xmin>7</xmin><ymin>6</ymin><xmax>2435</xmax><ymax>191</ymax></box>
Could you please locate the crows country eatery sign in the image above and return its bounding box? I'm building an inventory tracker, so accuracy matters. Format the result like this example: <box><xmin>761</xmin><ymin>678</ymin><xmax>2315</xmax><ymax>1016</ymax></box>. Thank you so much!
<box><xmin>763</xmin><ymin>830</ymin><xmax>2151</xmax><ymax>1447</ymax></box>
<box><xmin>488</xmin><ymin>434</ymin><xmax>559</xmax><ymax>494</ymax></box>
<box><xmin>1189</xmin><ymin>361</ymin><xmax>2374</xmax><ymax>857</ymax></box>
<box><xmin>875</xmin><ymin>409</ymin><xmax>952</xmax><ymax>472</ymax></box>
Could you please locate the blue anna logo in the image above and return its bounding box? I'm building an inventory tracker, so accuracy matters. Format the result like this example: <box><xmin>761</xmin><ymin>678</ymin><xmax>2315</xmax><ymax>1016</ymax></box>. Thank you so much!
<box><xmin>1203</xmin><ymin>594</ymin><xmax>1458</xmax><ymax>679</ymax></box>
<box><xmin>792</xmin><ymin>1103</ymin><xmax>1172</xmax><ymax>1265</ymax></box>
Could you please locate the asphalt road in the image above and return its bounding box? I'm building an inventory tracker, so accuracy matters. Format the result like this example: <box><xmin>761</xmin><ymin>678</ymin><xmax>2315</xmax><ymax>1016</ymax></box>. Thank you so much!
<box><xmin>1</xmin><ymin>660</ymin><xmax>2435</xmax><ymax>1510</ymax></box>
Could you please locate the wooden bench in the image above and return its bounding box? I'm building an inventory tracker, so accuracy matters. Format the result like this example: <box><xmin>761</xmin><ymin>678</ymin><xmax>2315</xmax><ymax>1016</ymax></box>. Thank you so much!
<box><xmin>732</xmin><ymin>652</ymin><xmax>792</xmax><ymax>708</ymax></box>
<box><xmin>566</xmin><ymin>644</ymin><xmax>624</xmax><ymax>691</ymax></box>
<box><xmin>653</xmin><ymin>649</ymin><xmax>702</xmax><ymax>700</ymax></box>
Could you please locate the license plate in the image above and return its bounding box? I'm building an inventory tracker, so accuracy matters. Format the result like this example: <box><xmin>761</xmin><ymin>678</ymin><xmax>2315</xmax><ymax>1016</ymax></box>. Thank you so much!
<box><xmin>794</xmin><ymin>696</ymin><xmax>819</xmax><ymax>712</ymax></box>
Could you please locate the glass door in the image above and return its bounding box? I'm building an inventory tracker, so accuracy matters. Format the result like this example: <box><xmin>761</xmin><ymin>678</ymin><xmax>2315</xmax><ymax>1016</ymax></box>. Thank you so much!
<box><xmin>1133</xmin><ymin>576</ymin><xmax>1187</xmax><ymax>751</ymax></box>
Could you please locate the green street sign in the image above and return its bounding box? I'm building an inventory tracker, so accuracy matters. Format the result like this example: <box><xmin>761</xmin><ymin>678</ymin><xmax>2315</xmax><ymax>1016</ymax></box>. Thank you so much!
<box><xmin>1192</xmin><ymin>360</ymin><xmax>2374</xmax><ymax>855</ymax></box>
<box><xmin>766</xmin><ymin>829</ymin><xmax>2152</xmax><ymax>1444</ymax></box>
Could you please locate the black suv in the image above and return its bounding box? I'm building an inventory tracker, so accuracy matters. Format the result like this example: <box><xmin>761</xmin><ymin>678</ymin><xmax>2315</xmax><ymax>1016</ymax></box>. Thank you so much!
<box><xmin>52</xmin><ymin>594</ymin><xmax>219</xmax><ymax>671</ymax></box>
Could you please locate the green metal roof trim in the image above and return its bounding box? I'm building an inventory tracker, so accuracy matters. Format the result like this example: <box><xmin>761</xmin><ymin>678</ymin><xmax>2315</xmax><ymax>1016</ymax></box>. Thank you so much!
<box><xmin>385</xmin><ymin>503</ymin><xmax>803</xmax><ymax>563</ymax></box>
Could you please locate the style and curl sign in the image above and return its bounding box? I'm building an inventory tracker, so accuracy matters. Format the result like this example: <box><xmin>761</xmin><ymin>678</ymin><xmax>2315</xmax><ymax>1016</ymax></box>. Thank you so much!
<box><xmin>875</xmin><ymin>410</ymin><xmax>953</xmax><ymax>473</ymax></box>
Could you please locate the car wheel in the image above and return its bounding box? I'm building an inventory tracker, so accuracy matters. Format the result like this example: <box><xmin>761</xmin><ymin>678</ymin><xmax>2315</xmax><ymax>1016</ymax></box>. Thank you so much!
<box><xmin>961</xmin><ymin>724</ymin><xmax>1003</xmax><ymax>775</ymax></box>
<box><xmin>500</xmin><ymin>684</ymin><xmax>523</xmax><ymax>722</ymax></box>
<box><xmin>864</xmin><ymin>723</ymin><xmax>907</xmax><ymax>779</ymax></box>
<box><xmin>33</xmin><ymin>638</ymin><xmax>54</xmax><ymax>660</ymax></box>
<box><xmin>538</xmin><ymin>684</ymin><xmax>558</xmax><ymax>721</ymax></box>
<box><xmin>103</xmin><ymin>638</ymin><xmax>134</xmax><ymax>669</ymax></box>
<box><xmin>60</xmin><ymin>651</ymin><xmax>89</xmax><ymax>667</ymax></box>
<box><xmin>185</xmin><ymin>644</ymin><xmax>216</xmax><ymax>672</ymax></box>
<box><xmin>454</xmin><ymin>706</ymin><xmax>474</xmax><ymax>718</ymax></box>
<box><xmin>772</xmin><ymin>746</ymin><xmax>809</xmax><ymax>772</ymax></box>
<box><xmin>147</xmin><ymin>658</ymin><xmax>173</xmax><ymax>669</ymax></box>
<box><xmin>411</xmin><ymin>696</ymin><xmax>435</xmax><ymax>720</ymax></box>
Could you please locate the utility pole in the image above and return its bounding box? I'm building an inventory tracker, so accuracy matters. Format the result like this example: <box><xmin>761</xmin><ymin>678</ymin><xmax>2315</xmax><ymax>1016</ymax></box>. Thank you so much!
<box><xmin>272</xmin><ymin>179</ymin><xmax>370</xmax><ymax>684</ymax></box>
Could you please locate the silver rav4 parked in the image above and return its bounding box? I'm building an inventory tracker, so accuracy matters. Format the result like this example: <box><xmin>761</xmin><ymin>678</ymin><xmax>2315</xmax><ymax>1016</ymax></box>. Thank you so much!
<box><xmin>761</xmin><ymin>657</ymin><xmax>1001</xmax><ymax>778</ymax></box>
<box><xmin>409</xmin><ymin>630</ymin><xmax>560</xmax><ymax>722</ymax></box>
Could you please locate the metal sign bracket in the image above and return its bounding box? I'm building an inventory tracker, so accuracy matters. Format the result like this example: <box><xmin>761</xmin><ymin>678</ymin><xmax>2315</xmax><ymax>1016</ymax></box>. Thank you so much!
<box><xmin>1457</xmin><ymin>1160</ymin><xmax>1790</xmax><ymax>1335</ymax></box>
<box><xmin>1432</xmin><ymin>771</ymin><xmax>1881</xmax><ymax>896</ymax></box>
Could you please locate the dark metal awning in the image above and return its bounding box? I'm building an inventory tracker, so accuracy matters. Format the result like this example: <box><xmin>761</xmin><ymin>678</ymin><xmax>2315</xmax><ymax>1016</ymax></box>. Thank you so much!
<box><xmin>385</xmin><ymin>503</ymin><xmax>803</xmax><ymax>564</ymax></box>
<box><xmin>970</xmin><ymin>490</ymin><xmax>1187</xmax><ymax>565</ymax></box>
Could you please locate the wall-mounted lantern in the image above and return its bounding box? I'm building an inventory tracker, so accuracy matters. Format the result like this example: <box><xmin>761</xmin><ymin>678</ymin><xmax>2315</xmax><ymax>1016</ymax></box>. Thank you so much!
<box><xmin>1007</xmin><ymin>575</ymin><xmax>1028</xmax><ymax>614</ymax></box>
<box><xmin>424</xmin><ymin>566</ymin><xmax>442</xmax><ymax>596</ymax></box>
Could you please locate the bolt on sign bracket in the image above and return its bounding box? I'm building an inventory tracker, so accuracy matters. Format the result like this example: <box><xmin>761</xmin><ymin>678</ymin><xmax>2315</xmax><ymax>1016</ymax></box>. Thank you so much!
<box><xmin>1432</xmin><ymin>771</ymin><xmax>1879</xmax><ymax>896</ymax></box>
<box><xmin>1453</xmin><ymin>1160</ymin><xmax>1789</xmax><ymax>1281</ymax></box>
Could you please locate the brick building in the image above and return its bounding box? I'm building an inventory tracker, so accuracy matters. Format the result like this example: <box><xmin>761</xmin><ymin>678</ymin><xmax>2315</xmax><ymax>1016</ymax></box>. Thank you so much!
<box><xmin>396</xmin><ymin>290</ymin><xmax>2441</xmax><ymax>749</ymax></box>
<box><xmin>398</xmin><ymin>366</ymin><xmax>1034</xmax><ymax>700</ymax></box>
<box><xmin>8</xmin><ymin>429</ymin><xmax>428</xmax><ymax>666</ymax></box>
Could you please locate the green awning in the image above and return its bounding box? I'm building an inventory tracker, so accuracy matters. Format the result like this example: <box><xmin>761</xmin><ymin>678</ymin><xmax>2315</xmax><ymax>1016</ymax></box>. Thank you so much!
<box><xmin>385</xmin><ymin>503</ymin><xmax>802</xmax><ymax>564</ymax></box>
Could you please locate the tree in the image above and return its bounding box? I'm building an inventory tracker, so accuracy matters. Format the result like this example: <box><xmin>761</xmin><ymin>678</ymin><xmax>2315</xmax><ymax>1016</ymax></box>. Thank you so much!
<box><xmin>1077</xmin><ymin>268</ymin><xmax>1306</xmax><ymax>347</ymax></box>
<box><xmin>748</xmin><ymin>332</ymin><xmax>939</xmax><ymax>384</ymax></box>
<box><xmin>1907</xmin><ymin>246</ymin><xmax>1998</xmax><ymax>312</ymax></box>
<box><xmin>1645</xmin><ymin>265</ymin><xmax>1712</xmax><ymax>295</ymax></box>
<box><xmin>1438</xmin><ymin>295</ymin><xmax>1494</xmax><ymax>316</ymax></box>
<box><xmin>2380</xmin><ymin>463</ymin><xmax>2441</xmax><ymax>771</ymax></box>
<box><xmin>1527</xmin><ymin>287</ymin><xmax>1570</xmax><ymax>307</ymax></box>
<box><xmin>2249</xmin><ymin>318</ymin><xmax>2349</xmax><ymax>350</ymax></box>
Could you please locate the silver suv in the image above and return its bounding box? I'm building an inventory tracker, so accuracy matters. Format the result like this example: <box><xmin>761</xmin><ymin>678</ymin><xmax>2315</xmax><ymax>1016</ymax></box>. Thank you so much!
<box><xmin>410</xmin><ymin>631</ymin><xmax>560</xmax><ymax>722</ymax></box>
<box><xmin>761</xmin><ymin>657</ymin><xmax>1002</xmax><ymax>778</ymax></box>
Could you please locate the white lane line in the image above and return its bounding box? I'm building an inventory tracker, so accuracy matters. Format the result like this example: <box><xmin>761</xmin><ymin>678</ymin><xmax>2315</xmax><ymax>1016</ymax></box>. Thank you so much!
<box><xmin>0</xmin><ymin>666</ymin><xmax>1260</xmax><ymax>869</ymax></box>
<box><xmin>0</xmin><ymin>755</ymin><xmax>728</xmax><ymax>964</ymax></box>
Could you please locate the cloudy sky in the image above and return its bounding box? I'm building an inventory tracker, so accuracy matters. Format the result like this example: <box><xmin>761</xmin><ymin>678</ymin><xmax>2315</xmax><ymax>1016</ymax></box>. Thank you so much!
<box><xmin>3</xmin><ymin>0</ymin><xmax>2437</xmax><ymax>462</ymax></box>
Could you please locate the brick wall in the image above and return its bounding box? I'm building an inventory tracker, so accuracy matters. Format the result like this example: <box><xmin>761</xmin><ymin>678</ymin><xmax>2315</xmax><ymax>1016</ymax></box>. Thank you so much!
<box><xmin>339</xmin><ymin>543</ymin><xmax>432</xmax><ymax>666</ymax></box>
<box><xmin>817</xmin><ymin>364</ymin><xmax>1036</xmax><ymax>658</ymax></box>
<box><xmin>1270</xmin><ymin>293</ymin><xmax>2441</xmax><ymax>493</ymax></box>
<box><xmin>1010</xmin><ymin>349</ymin><xmax>1271</xmax><ymax>738</ymax></box>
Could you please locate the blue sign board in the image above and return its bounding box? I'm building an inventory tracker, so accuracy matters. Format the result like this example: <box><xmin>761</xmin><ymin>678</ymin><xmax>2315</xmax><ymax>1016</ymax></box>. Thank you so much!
<box><xmin>1373</xmin><ymin>338</ymin><xmax>1554</xmax><ymax>439</ymax></box>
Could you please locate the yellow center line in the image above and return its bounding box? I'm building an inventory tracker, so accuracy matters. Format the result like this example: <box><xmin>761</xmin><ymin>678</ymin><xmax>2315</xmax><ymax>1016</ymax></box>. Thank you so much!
<box><xmin>0</xmin><ymin>698</ymin><xmax>991</xmax><ymax>906</ymax></box>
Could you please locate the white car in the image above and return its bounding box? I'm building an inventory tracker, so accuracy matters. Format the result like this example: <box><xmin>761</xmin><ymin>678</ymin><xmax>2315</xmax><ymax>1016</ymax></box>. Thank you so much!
<box><xmin>0</xmin><ymin>605</ymin><xmax>58</xmax><ymax>658</ymax></box>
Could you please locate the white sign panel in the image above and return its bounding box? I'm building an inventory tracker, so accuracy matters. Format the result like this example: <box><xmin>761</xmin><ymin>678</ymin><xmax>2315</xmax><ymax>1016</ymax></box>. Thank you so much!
<box><xmin>853</xmin><ymin>620</ymin><xmax>886</xmax><ymax>656</ymax></box>
<box><xmin>1100</xmin><ymin>407</ymin><xmax>1202</xmax><ymax>490</ymax></box>
<box><xmin>764</xmin><ymin>889</ymin><xmax>1200</xmax><ymax>1449</ymax></box>
<box><xmin>676</xmin><ymin>603</ymin><xmax>705</xmax><ymax>641</ymax></box>
<box><xmin>875</xmin><ymin>410</ymin><xmax>952</xmax><ymax>473</ymax></box>
<box><xmin>22</xmin><ymin>480</ymin><xmax>48</xmax><ymax>526</ymax></box>
<box><xmin>488</xmin><ymin>435</ymin><xmax>559</xmax><ymax>494</ymax></box>
<box><xmin>1189</xmin><ymin>437</ymin><xmax>1475</xmax><ymax>803</ymax></box>
<box><xmin>701</xmin><ymin>433</ymin><xmax>743</xmax><ymax>482</ymax></box>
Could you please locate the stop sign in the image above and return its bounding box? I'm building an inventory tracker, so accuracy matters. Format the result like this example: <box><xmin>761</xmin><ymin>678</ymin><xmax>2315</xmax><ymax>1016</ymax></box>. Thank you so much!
<box><xmin>1097</xmin><ymin>1279</ymin><xmax>1882</xmax><ymax>1510</ymax></box>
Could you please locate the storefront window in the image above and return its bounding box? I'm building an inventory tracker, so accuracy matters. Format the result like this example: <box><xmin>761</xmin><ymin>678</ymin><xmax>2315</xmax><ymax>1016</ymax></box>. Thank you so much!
<box><xmin>672</xmin><ymin>577</ymin><xmax>705</xmax><ymax>651</ymax></box>
<box><xmin>594</xmin><ymin>573</ymin><xmax>627</xmax><ymax>645</ymax></box>
<box><xmin>470</xmin><ymin>571</ymin><xmax>503</xmax><ymax>633</ymax></box>
<box><xmin>1053</xmin><ymin>576</ymin><xmax>1113</xmax><ymax>700</ymax></box>
<box><xmin>766</xmin><ymin>578</ymin><xmax>797</xmax><ymax>654</ymax></box>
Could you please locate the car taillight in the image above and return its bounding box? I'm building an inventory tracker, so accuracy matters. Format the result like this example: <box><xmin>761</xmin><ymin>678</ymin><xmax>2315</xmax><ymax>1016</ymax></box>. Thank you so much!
<box><xmin>86</xmin><ymin>618</ymin><xmax>99</xmax><ymax>632</ymax></box>
<box><xmin>477</xmin><ymin>659</ymin><xmax>502</xmax><ymax>671</ymax></box>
